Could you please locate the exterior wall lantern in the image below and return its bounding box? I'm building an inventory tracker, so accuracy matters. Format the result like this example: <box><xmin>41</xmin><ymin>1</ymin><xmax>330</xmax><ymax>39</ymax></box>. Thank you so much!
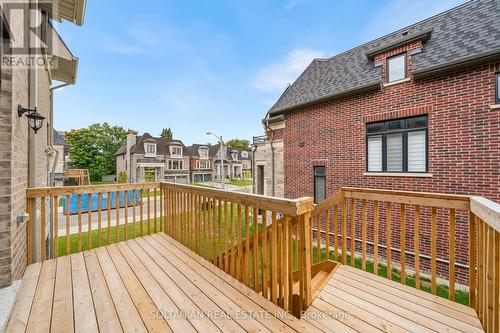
<box><xmin>18</xmin><ymin>105</ymin><xmax>46</xmax><ymax>133</ymax></box>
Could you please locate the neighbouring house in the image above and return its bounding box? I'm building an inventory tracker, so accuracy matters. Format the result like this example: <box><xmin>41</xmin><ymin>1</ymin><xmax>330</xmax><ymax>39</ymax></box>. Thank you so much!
<box><xmin>115</xmin><ymin>132</ymin><xmax>191</xmax><ymax>184</ymax></box>
<box><xmin>51</xmin><ymin>130</ymin><xmax>69</xmax><ymax>186</ymax></box>
<box><xmin>186</xmin><ymin>144</ymin><xmax>213</xmax><ymax>183</ymax></box>
<box><xmin>209</xmin><ymin>143</ymin><xmax>252</xmax><ymax>181</ymax></box>
<box><xmin>257</xmin><ymin>0</ymin><xmax>500</xmax><ymax>282</ymax></box>
<box><xmin>0</xmin><ymin>0</ymin><xmax>86</xmax><ymax>288</ymax></box>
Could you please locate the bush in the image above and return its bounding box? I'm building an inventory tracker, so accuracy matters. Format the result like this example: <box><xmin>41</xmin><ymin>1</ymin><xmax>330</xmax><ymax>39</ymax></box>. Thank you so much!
<box><xmin>118</xmin><ymin>171</ymin><xmax>127</xmax><ymax>183</ymax></box>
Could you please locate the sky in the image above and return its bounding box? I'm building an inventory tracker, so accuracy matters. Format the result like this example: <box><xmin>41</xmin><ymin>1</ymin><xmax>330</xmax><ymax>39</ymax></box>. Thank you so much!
<box><xmin>53</xmin><ymin>0</ymin><xmax>467</xmax><ymax>145</ymax></box>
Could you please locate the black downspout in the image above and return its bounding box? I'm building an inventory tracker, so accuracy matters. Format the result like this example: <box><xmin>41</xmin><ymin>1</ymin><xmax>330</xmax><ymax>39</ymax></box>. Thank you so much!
<box><xmin>264</xmin><ymin>121</ymin><xmax>275</xmax><ymax>197</ymax></box>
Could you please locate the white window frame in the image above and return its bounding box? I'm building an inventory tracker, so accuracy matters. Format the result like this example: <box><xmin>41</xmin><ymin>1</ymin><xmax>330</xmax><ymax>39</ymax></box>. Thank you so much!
<box><xmin>170</xmin><ymin>146</ymin><xmax>182</xmax><ymax>157</ymax></box>
<box><xmin>387</xmin><ymin>53</ymin><xmax>407</xmax><ymax>83</ymax></box>
<box><xmin>144</xmin><ymin>143</ymin><xmax>157</xmax><ymax>157</ymax></box>
<box><xmin>199</xmin><ymin>148</ymin><xmax>209</xmax><ymax>159</ymax></box>
<box><xmin>197</xmin><ymin>160</ymin><xmax>210</xmax><ymax>169</ymax></box>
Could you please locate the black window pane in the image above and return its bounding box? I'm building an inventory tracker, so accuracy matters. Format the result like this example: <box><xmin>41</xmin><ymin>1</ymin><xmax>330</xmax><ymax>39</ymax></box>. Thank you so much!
<box><xmin>367</xmin><ymin>122</ymin><xmax>384</xmax><ymax>133</ymax></box>
<box><xmin>314</xmin><ymin>166</ymin><xmax>325</xmax><ymax>176</ymax></box>
<box><xmin>496</xmin><ymin>73</ymin><xmax>500</xmax><ymax>103</ymax></box>
<box><xmin>388</xmin><ymin>119</ymin><xmax>404</xmax><ymax>130</ymax></box>
<box><xmin>314</xmin><ymin>176</ymin><xmax>326</xmax><ymax>203</ymax></box>
<box><xmin>407</xmin><ymin>116</ymin><xmax>428</xmax><ymax>129</ymax></box>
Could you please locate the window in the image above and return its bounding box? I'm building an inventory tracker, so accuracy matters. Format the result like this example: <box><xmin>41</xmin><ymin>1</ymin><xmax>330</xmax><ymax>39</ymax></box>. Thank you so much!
<box><xmin>496</xmin><ymin>73</ymin><xmax>500</xmax><ymax>104</ymax></box>
<box><xmin>168</xmin><ymin>160</ymin><xmax>183</xmax><ymax>170</ymax></box>
<box><xmin>366</xmin><ymin>115</ymin><xmax>428</xmax><ymax>173</ymax></box>
<box><xmin>314</xmin><ymin>167</ymin><xmax>326</xmax><ymax>204</ymax></box>
<box><xmin>197</xmin><ymin>160</ymin><xmax>210</xmax><ymax>169</ymax></box>
<box><xmin>199</xmin><ymin>148</ymin><xmax>209</xmax><ymax>158</ymax></box>
<box><xmin>387</xmin><ymin>53</ymin><xmax>406</xmax><ymax>83</ymax></box>
<box><xmin>170</xmin><ymin>146</ymin><xmax>182</xmax><ymax>156</ymax></box>
<box><xmin>145</xmin><ymin>143</ymin><xmax>156</xmax><ymax>154</ymax></box>
<box><xmin>241</xmin><ymin>151</ymin><xmax>248</xmax><ymax>158</ymax></box>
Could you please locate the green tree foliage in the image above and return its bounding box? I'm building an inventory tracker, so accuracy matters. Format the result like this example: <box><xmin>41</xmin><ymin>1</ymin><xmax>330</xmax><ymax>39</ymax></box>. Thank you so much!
<box><xmin>160</xmin><ymin>127</ymin><xmax>173</xmax><ymax>139</ymax></box>
<box><xmin>226</xmin><ymin>139</ymin><xmax>250</xmax><ymax>151</ymax></box>
<box><xmin>66</xmin><ymin>123</ymin><xmax>130</xmax><ymax>181</ymax></box>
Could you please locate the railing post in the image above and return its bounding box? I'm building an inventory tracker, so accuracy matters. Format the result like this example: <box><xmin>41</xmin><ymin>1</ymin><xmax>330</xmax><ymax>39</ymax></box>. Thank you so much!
<box><xmin>295</xmin><ymin>197</ymin><xmax>314</xmax><ymax>316</ymax></box>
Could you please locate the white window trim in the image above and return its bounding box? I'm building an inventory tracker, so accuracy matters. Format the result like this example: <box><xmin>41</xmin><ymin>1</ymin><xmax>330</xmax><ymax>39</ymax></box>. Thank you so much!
<box><xmin>170</xmin><ymin>146</ymin><xmax>183</xmax><ymax>157</ymax></box>
<box><xmin>144</xmin><ymin>143</ymin><xmax>157</xmax><ymax>157</ymax></box>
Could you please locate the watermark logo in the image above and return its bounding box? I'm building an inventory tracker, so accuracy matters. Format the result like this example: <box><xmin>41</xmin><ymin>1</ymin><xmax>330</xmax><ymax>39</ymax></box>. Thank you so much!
<box><xmin>1</xmin><ymin>1</ymin><xmax>58</xmax><ymax>69</ymax></box>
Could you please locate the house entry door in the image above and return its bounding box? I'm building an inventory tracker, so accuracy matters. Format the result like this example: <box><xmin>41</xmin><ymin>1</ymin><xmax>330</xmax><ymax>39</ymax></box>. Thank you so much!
<box><xmin>257</xmin><ymin>165</ymin><xmax>264</xmax><ymax>195</ymax></box>
<box><xmin>145</xmin><ymin>167</ymin><xmax>156</xmax><ymax>182</ymax></box>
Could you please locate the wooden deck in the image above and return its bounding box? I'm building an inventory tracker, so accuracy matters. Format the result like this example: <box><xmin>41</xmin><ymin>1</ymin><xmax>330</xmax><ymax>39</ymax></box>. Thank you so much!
<box><xmin>5</xmin><ymin>232</ymin><xmax>484</xmax><ymax>333</ymax></box>
<box><xmin>5</xmin><ymin>233</ymin><xmax>320</xmax><ymax>333</ymax></box>
<box><xmin>304</xmin><ymin>265</ymin><xmax>484</xmax><ymax>333</ymax></box>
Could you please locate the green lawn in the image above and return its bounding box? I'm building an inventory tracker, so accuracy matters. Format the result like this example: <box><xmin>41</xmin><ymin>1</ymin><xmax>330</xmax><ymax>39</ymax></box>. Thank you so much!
<box><xmin>190</xmin><ymin>182</ymin><xmax>217</xmax><ymax>188</ymax></box>
<box><xmin>56</xmin><ymin>219</ymin><xmax>160</xmax><ymax>257</ymax></box>
<box><xmin>90</xmin><ymin>180</ymin><xmax>116</xmax><ymax>185</ymax></box>
<box><xmin>228</xmin><ymin>179</ymin><xmax>253</xmax><ymax>186</ymax></box>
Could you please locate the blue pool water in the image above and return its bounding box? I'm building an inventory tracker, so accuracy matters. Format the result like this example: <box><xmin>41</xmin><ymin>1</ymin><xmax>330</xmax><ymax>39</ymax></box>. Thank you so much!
<box><xmin>61</xmin><ymin>190</ymin><xmax>140</xmax><ymax>215</ymax></box>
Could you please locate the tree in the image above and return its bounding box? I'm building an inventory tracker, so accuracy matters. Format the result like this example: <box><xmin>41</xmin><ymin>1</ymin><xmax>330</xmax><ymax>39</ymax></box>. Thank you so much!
<box><xmin>226</xmin><ymin>139</ymin><xmax>250</xmax><ymax>151</ymax></box>
<box><xmin>66</xmin><ymin>123</ymin><xmax>131</xmax><ymax>181</ymax></box>
<box><xmin>160</xmin><ymin>128</ymin><xmax>173</xmax><ymax>139</ymax></box>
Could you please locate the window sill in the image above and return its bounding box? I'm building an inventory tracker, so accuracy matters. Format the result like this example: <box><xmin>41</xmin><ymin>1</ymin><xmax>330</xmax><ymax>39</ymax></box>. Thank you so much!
<box><xmin>383</xmin><ymin>77</ymin><xmax>411</xmax><ymax>87</ymax></box>
<box><xmin>363</xmin><ymin>172</ymin><xmax>433</xmax><ymax>178</ymax></box>
<box><xmin>490</xmin><ymin>104</ymin><xmax>500</xmax><ymax>110</ymax></box>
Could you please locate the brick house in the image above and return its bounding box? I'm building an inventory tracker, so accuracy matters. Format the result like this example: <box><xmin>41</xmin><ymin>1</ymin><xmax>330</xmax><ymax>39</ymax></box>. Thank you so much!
<box><xmin>0</xmin><ymin>0</ymin><xmax>86</xmax><ymax>288</ymax></box>
<box><xmin>257</xmin><ymin>0</ymin><xmax>500</xmax><ymax>282</ymax></box>
<box><xmin>186</xmin><ymin>144</ymin><xmax>213</xmax><ymax>183</ymax></box>
<box><xmin>115</xmin><ymin>132</ymin><xmax>191</xmax><ymax>184</ymax></box>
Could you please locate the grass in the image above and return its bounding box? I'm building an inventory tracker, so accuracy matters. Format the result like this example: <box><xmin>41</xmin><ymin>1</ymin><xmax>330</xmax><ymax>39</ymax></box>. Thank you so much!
<box><xmin>227</xmin><ymin>179</ymin><xmax>253</xmax><ymax>186</ymax></box>
<box><xmin>90</xmin><ymin>180</ymin><xmax>116</xmax><ymax>185</ymax></box>
<box><xmin>56</xmin><ymin>219</ymin><xmax>160</xmax><ymax>257</ymax></box>
<box><xmin>191</xmin><ymin>182</ymin><xmax>217</xmax><ymax>188</ymax></box>
<box><xmin>56</xmin><ymin>202</ymin><xmax>469</xmax><ymax>306</ymax></box>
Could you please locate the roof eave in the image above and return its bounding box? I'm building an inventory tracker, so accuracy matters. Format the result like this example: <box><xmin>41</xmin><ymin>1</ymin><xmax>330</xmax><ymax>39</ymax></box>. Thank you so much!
<box><xmin>413</xmin><ymin>48</ymin><xmax>500</xmax><ymax>80</ymax></box>
<box><xmin>268</xmin><ymin>81</ymin><xmax>381</xmax><ymax>117</ymax></box>
<box><xmin>366</xmin><ymin>28</ymin><xmax>433</xmax><ymax>60</ymax></box>
<box><xmin>40</xmin><ymin>0</ymin><xmax>87</xmax><ymax>26</ymax></box>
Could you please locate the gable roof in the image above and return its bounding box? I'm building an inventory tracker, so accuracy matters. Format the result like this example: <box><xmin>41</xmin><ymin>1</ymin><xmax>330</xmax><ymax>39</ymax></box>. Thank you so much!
<box><xmin>269</xmin><ymin>0</ymin><xmax>500</xmax><ymax>116</ymax></box>
<box><xmin>53</xmin><ymin>130</ymin><xmax>68</xmax><ymax>146</ymax></box>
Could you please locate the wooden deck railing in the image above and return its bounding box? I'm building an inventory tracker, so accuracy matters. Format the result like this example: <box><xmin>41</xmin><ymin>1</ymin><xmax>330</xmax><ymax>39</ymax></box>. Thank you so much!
<box><xmin>24</xmin><ymin>182</ymin><xmax>499</xmax><ymax>329</ymax></box>
<box><xmin>160</xmin><ymin>182</ymin><xmax>315</xmax><ymax>316</ymax></box>
<box><xmin>311</xmin><ymin>187</ymin><xmax>500</xmax><ymax>333</ymax></box>
<box><xmin>26</xmin><ymin>182</ymin><xmax>163</xmax><ymax>263</ymax></box>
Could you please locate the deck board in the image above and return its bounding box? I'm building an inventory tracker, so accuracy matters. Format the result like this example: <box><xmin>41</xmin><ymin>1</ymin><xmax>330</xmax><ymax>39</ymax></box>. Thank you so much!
<box><xmin>306</xmin><ymin>265</ymin><xmax>484</xmax><ymax>333</ymax></box>
<box><xmin>5</xmin><ymin>232</ymin><xmax>484</xmax><ymax>333</ymax></box>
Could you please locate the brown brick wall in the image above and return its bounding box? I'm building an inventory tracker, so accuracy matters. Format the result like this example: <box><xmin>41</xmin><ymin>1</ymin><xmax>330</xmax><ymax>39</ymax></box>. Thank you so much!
<box><xmin>282</xmin><ymin>54</ymin><xmax>500</xmax><ymax>284</ymax></box>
